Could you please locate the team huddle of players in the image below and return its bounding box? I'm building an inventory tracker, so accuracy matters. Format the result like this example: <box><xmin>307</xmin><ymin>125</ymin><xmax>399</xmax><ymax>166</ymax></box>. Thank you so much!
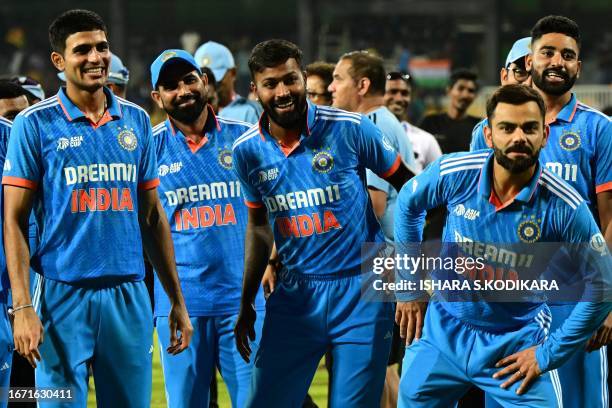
<box><xmin>0</xmin><ymin>8</ymin><xmax>610</xmax><ymax>408</ymax></box>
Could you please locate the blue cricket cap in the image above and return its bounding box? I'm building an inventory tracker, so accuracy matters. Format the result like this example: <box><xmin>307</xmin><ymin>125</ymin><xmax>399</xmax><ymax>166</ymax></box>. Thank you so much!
<box><xmin>150</xmin><ymin>49</ymin><xmax>201</xmax><ymax>89</ymax></box>
<box><xmin>194</xmin><ymin>41</ymin><xmax>235</xmax><ymax>82</ymax></box>
<box><xmin>505</xmin><ymin>37</ymin><xmax>531</xmax><ymax>68</ymax></box>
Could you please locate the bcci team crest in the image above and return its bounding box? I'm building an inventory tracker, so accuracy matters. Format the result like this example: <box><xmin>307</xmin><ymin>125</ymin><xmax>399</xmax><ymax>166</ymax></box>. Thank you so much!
<box><xmin>518</xmin><ymin>217</ymin><xmax>541</xmax><ymax>243</ymax></box>
<box><xmin>161</xmin><ymin>51</ymin><xmax>177</xmax><ymax>62</ymax></box>
<box><xmin>312</xmin><ymin>149</ymin><xmax>334</xmax><ymax>173</ymax></box>
<box><xmin>117</xmin><ymin>127</ymin><xmax>137</xmax><ymax>151</ymax></box>
<box><xmin>559</xmin><ymin>131</ymin><xmax>580</xmax><ymax>151</ymax></box>
<box><xmin>218</xmin><ymin>149</ymin><xmax>233</xmax><ymax>170</ymax></box>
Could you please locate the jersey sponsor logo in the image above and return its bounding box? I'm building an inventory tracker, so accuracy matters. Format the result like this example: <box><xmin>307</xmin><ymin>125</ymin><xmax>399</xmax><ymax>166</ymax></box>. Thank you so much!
<box><xmin>218</xmin><ymin>148</ymin><xmax>233</xmax><ymax>170</ymax></box>
<box><xmin>312</xmin><ymin>149</ymin><xmax>334</xmax><ymax>173</ymax></box>
<box><xmin>164</xmin><ymin>180</ymin><xmax>241</xmax><ymax>206</ymax></box>
<box><xmin>517</xmin><ymin>217</ymin><xmax>541</xmax><ymax>243</ymax></box>
<box><xmin>264</xmin><ymin>185</ymin><xmax>341</xmax><ymax>213</ymax></box>
<box><xmin>453</xmin><ymin>204</ymin><xmax>480</xmax><ymax>220</ymax></box>
<box><xmin>590</xmin><ymin>233</ymin><xmax>607</xmax><ymax>256</ymax></box>
<box><xmin>117</xmin><ymin>127</ymin><xmax>137</xmax><ymax>151</ymax></box>
<box><xmin>257</xmin><ymin>167</ymin><xmax>279</xmax><ymax>184</ymax></box>
<box><xmin>559</xmin><ymin>130</ymin><xmax>581</xmax><ymax>151</ymax></box>
<box><xmin>545</xmin><ymin>162</ymin><xmax>578</xmax><ymax>182</ymax></box>
<box><xmin>64</xmin><ymin>163</ymin><xmax>137</xmax><ymax>185</ymax></box>
<box><xmin>173</xmin><ymin>203</ymin><xmax>237</xmax><ymax>231</ymax></box>
<box><xmin>158</xmin><ymin>162</ymin><xmax>183</xmax><ymax>177</ymax></box>
<box><xmin>3</xmin><ymin>159</ymin><xmax>10</xmax><ymax>171</ymax></box>
<box><xmin>454</xmin><ymin>230</ymin><xmax>534</xmax><ymax>268</ymax></box>
<box><xmin>276</xmin><ymin>210</ymin><xmax>342</xmax><ymax>238</ymax></box>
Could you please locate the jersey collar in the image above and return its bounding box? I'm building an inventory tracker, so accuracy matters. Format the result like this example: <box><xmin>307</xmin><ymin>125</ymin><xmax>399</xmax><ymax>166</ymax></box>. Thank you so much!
<box><xmin>57</xmin><ymin>86</ymin><xmax>122</xmax><ymax>122</ymax></box>
<box><xmin>479</xmin><ymin>153</ymin><xmax>543</xmax><ymax>210</ymax></box>
<box><xmin>549</xmin><ymin>93</ymin><xmax>578</xmax><ymax>124</ymax></box>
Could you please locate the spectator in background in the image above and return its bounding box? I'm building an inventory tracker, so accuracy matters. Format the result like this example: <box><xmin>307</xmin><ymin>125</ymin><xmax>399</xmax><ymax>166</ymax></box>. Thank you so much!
<box><xmin>420</xmin><ymin>68</ymin><xmax>480</xmax><ymax>153</ymax></box>
<box><xmin>305</xmin><ymin>61</ymin><xmax>334</xmax><ymax>106</ymax></box>
<box><xmin>0</xmin><ymin>80</ymin><xmax>29</xmax><ymax>120</ymax></box>
<box><xmin>385</xmin><ymin>72</ymin><xmax>442</xmax><ymax>172</ymax></box>
<box><xmin>194</xmin><ymin>41</ymin><xmax>262</xmax><ymax>124</ymax></box>
<box><xmin>58</xmin><ymin>53</ymin><xmax>129</xmax><ymax>99</ymax></box>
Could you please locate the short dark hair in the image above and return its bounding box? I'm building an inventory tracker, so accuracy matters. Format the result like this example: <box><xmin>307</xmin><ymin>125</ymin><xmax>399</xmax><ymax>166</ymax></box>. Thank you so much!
<box><xmin>486</xmin><ymin>84</ymin><xmax>546</xmax><ymax>123</ymax></box>
<box><xmin>305</xmin><ymin>61</ymin><xmax>335</xmax><ymax>89</ymax></box>
<box><xmin>248</xmin><ymin>39</ymin><xmax>303</xmax><ymax>77</ymax></box>
<box><xmin>201</xmin><ymin>66</ymin><xmax>217</xmax><ymax>86</ymax></box>
<box><xmin>49</xmin><ymin>9</ymin><xmax>107</xmax><ymax>53</ymax></box>
<box><xmin>448</xmin><ymin>68</ymin><xmax>479</xmax><ymax>90</ymax></box>
<box><xmin>0</xmin><ymin>80</ymin><xmax>29</xmax><ymax>100</ymax></box>
<box><xmin>386</xmin><ymin>71</ymin><xmax>413</xmax><ymax>87</ymax></box>
<box><xmin>531</xmin><ymin>15</ymin><xmax>581</xmax><ymax>51</ymax></box>
<box><xmin>339</xmin><ymin>51</ymin><xmax>386</xmax><ymax>96</ymax></box>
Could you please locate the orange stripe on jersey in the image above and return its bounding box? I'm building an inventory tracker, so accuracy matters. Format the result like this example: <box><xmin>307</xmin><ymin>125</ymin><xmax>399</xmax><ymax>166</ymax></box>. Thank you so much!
<box><xmin>138</xmin><ymin>178</ymin><xmax>160</xmax><ymax>191</ymax></box>
<box><xmin>379</xmin><ymin>155</ymin><xmax>401</xmax><ymax>178</ymax></box>
<box><xmin>244</xmin><ymin>200</ymin><xmax>263</xmax><ymax>208</ymax></box>
<box><xmin>2</xmin><ymin>176</ymin><xmax>38</xmax><ymax>190</ymax></box>
<box><xmin>596</xmin><ymin>181</ymin><xmax>612</xmax><ymax>194</ymax></box>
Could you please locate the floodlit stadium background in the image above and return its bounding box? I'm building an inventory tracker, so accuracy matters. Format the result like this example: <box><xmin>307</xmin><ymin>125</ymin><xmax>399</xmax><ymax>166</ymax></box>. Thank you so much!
<box><xmin>1</xmin><ymin>0</ymin><xmax>610</xmax><ymax>406</ymax></box>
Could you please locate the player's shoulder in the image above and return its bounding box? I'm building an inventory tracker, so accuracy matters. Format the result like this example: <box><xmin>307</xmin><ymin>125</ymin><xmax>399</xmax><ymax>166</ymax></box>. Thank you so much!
<box><xmin>217</xmin><ymin>115</ymin><xmax>252</xmax><ymax>133</ymax></box>
<box><xmin>315</xmin><ymin>105</ymin><xmax>363</xmax><ymax>126</ymax></box>
<box><xmin>115</xmin><ymin>96</ymin><xmax>150</xmax><ymax>121</ymax></box>
<box><xmin>18</xmin><ymin>96</ymin><xmax>61</xmax><ymax>120</ymax></box>
<box><xmin>0</xmin><ymin>116</ymin><xmax>11</xmax><ymax>130</ymax></box>
<box><xmin>152</xmin><ymin>121</ymin><xmax>169</xmax><ymax>138</ymax></box>
<box><xmin>537</xmin><ymin>167</ymin><xmax>585</xmax><ymax>212</ymax></box>
<box><xmin>231</xmin><ymin>123</ymin><xmax>261</xmax><ymax>152</ymax></box>
<box><xmin>437</xmin><ymin>150</ymin><xmax>491</xmax><ymax>177</ymax></box>
<box><xmin>575</xmin><ymin>101</ymin><xmax>610</xmax><ymax>124</ymax></box>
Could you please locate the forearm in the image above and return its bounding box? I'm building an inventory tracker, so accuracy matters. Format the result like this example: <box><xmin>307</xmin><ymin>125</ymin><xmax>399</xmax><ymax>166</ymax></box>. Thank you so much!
<box><xmin>140</xmin><ymin>203</ymin><xmax>184</xmax><ymax>305</ymax></box>
<box><xmin>536</xmin><ymin>301</ymin><xmax>612</xmax><ymax>371</ymax></box>
<box><xmin>241</xmin><ymin>223</ymin><xmax>274</xmax><ymax>307</ymax></box>
<box><xmin>4</xmin><ymin>216</ymin><xmax>32</xmax><ymax>306</ymax></box>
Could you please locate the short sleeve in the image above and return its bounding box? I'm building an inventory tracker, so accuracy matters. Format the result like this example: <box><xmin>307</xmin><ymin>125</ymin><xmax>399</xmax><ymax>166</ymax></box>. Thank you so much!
<box><xmin>1</xmin><ymin>114</ymin><xmax>42</xmax><ymax>190</ymax></box>
<box><xmin>594</xmin><ymin>118</ymin><xmax>611</xmax><ymax>193</ymax></box>
<box><xmin>232</xmin><ymin>144</ymin><xmax>263</xmax><ymax>208</ymax></box>
<box><xmin>137</xmin><ymin>118</ymin><xmax>160</xmax><ymax>191</ymax></box>
<box><xmin>356</xmin><ymin>116</ymin><xmax>401</xmax><ymax>178</ymax></box>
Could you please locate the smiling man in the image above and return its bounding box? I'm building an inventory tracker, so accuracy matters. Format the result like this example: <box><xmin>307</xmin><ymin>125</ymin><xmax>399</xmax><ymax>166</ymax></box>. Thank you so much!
<box><xmin>2</xmin><ymin>10</ymin><xmax>191</xmax><ymax>406</ymax></box>
<box><xmin>232</xmin><ymin>39</ymin><xmax>414</xmax><ymax>407</ymax></box>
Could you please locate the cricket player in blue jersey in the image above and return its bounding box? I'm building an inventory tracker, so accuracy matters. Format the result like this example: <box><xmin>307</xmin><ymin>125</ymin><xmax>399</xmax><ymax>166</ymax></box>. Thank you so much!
<box><xmin>472</xmin><ymin>17</ymin><xmax>612</xmax><ymax>407</ymax></box>
<box><xmin>149</xmin><ymin>49</ymin><xmax>265</xmax><ymax>408</ymax></box>
<box><xmin>2</xmin><ymin>10</ymin><xmax>192</xmax><ymax>407</ymax></box>
<box><xmin>0</xmin><ymin>116</ymin><xmax>13</xmax><ymax>405</ymax></box>
<box><xmin>395</xmin><ymin>84</ymin><xmax>611</xmax><ymax>407</ymax></box>
<box><xmin>232</xmin><ymin>39</ymin><xmax>414</xmax><ymax>407</ymax></box>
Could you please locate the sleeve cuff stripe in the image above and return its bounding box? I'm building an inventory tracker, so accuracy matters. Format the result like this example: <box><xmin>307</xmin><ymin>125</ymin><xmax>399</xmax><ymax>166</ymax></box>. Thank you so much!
<box><xmin>1</xmin><ymin>176</ymin><xmax>38</xmax><ymax>190</ymax></box>
<box><xmin>379</xmin><ymin>155</ymin><xmax>402</xmax><ymax>179</ymax></box>
<box><xmin>138</xmin><ymin>178</ymin><xmax>160</xmax><ymax>191</ymax></box>
<box><xmin>595</xmin><ymin>182</ymin><xmax>612</xmax><ymax>194</ymax></box>
<box><xmin>244</xmin><ymin>200</ymin><xmax>263</xmax><ymax>208</ymax></box>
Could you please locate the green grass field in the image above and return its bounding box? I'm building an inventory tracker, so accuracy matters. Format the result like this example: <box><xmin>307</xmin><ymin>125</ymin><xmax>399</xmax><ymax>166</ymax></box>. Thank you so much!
<box><xmin>87</xmin><ymin>330</ymin><xmax>329</xmax><ymax>407</ymax></box>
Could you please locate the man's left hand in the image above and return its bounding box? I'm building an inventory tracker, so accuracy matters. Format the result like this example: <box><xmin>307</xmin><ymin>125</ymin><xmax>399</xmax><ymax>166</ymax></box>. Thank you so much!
<box><xmin>586</xmin><ymin>312</ymin><xmax>612</xmax><ymax>352</ymax></box>
<box><xmin>493</xmin><ymin>346</ymin><xmax>542</xmax><ymax>395</ymax></box>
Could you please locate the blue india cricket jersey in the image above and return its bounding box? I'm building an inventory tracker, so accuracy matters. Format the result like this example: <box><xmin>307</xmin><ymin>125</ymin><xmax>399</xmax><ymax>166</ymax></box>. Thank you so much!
<box><xmin>1</xmin><ymin>88</ymin><xmax>159</xmax><ymax>283</ymax></box>
<box><xmin>233</xmin><ymin>102</ymin><xmax>401</xmax><ymax>276</ymax></box>
<box><xmin>470</xmin><ymin>95</ymin><xmax>612</xmax><ymax>210</ymax></box>
<box><xmin>219</xmin><ymin>95</ymin><xmax>263</xmax><ymax>124</ymax></box>
<box><xmin>395</xmin><ymin>150</ymin><xmax>611</xmax><ymax>371</ymax></box>
<box><xmin>365</xmin><ymin>106</ymin><xmax>416</xmax><ymax>241</ymax></box>
<box><xmin>152</xmin><ymin>106</ymin><xmax>264</xmax><ymax>316</ymax></box>
<box><xmin>0</xmin><ymin>117</ymin><xmax>11</xmax><ymax>293</ymax></box>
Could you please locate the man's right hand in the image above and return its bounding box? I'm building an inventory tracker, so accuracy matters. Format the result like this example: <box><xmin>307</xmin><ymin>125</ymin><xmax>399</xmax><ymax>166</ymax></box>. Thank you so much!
<box><xmin>234</xmin><ymin>304</ymin><xmax>257</xmax><ymax>363</ymax></box>
<box><xmin>13</xmin><ymin>307</ymin><xmax>43</xmax><ymax>368</ymax></box>
<box><xmin>395</xmin><ymin>297</ymin><xmax>428</xmax><ymax>345</ymax></box>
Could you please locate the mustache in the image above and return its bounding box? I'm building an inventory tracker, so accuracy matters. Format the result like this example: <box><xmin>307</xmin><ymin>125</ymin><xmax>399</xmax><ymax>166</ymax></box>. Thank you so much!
<box><xmin>273</xmin><ymin>96</ymin><xmax>294</xmax><ymax>106</ymax></box>
<box><xmin>505</xmin><ymin>145</ymin><xmax>533</xmax><ymax>154</ymax></box>
<box><xmin>175</xmin><ymin>94</ymin><xmax>199</xmax><ymax>104</ymax></box>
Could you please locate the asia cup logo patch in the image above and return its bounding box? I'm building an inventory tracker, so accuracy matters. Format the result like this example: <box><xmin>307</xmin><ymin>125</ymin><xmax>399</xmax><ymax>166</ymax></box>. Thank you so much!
<box><xmin>218</xmin><ymin>148</ymin><xmax>233</xmax><ymax>170</ymax></box>
<box><xmin>117</xmin><ymin>126</ymin><xmax>137</xmax><ymax>151</ymax></box>
<box><xmin>559</xmin><ymin>131</ymin><xmax>581</xmax><ymax>151</ymax></box>
<box><xmin>517</xmin><ymin>215</ymin><xmax>541</xmax><ymax>243</ymax></box>
<box><xmin>312</xmin><ymin>148</ymin><xmax>334</xmax><ymax>173</ymax></box>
